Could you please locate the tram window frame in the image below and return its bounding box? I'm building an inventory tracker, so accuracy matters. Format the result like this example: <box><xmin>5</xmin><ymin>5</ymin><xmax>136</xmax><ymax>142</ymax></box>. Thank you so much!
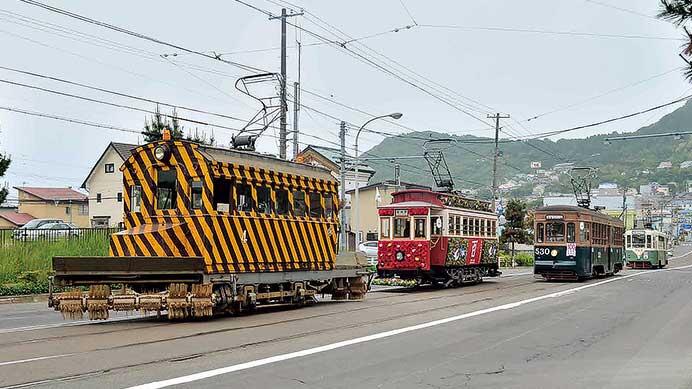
<box><xmin>156</xmin><ymin>169</ymin><xmax>177</xmax><ymax>210</ymax></box>
<box><xmin>130</xmin><ymin>185</ymin><xmax>142</xmax><ymax>213</ymax></box>
<box><xmin>394</xmin><ymin>217</ymin><xmax>410</xmax><ymax>238</ymax></box>
<box><xmin>213</xmin><ymin>178</ymin><xmax>232</xmax><ymax>212</ymax></box>
<box><xmin>474</xmin><ymin>219</ymin><xmax>480</xmax><ymax>236</ymax></box>
<box><xmin>293</xmin><ymin>190</ymin><xmax>307</xmax><ymax>217</ymax></box>
<box><xmin>491</xmin><ymin>220</ymin><xmax>496</xmax><ymax>237</ymax></box>
<box><xmin>431</xmin><ymin>216</ymin><xmax>442</xmax><ymax>236</ymax></box>
<box><xmin>626</xmin><ymin>234</ymin><xmax>631</xmax><ymax>247</ymax></box>
<box><xmin>479</xmin><ymin>219</ymin><xmax>485</xmax><ymax>237</ymax></box>
<box><xmin>545</xmin><ymin>222</ymin><xmax>565</xmax><ymax>243</ymax></box>
<box><xmin>566</xmin><ymin>222</ymin><xmax>575</xmax><ymax>243</ymax></box>
<box><xmin>455</xmin><ymin>216</ymin><xmax>461</xmax><ymax>235</ymax></box>
<box><xmin>414</xmin><ymin>217</ymin><xmax>427</xmax><ymax>238</ymax></box>
<box><xmin>448</xmin><ymin>215</ymin><xmax>455</xmax><ymax>235</ymax></box>
<box><xmin>256</xmin><ymin>186</ymin><xmax>272</xmax><ymax>215</ymax></box>
<box><xmin>235</xmin><ymin>183</ymin><xmax>253</xmax><ymax>212</ymax></box>
<box><xmin>324</xmin><ymin>194</ymin><xmax>334</xmax><ymax>219</ymax></box>
<box><xmin>486</xmin><ymin>219</ymin><xmax>493</xmax><ymax>236</ymax></box>
<box><xmin>380</xmin><ymin>217</ymin><xmax>391</xmax><ymax>239</ymax></box>
<box><xmin>658</xmin><ymin>235</ymin><xmax>665</xmax><ymax>249</ymax></box>
<box><xmin>537</xmin><ymin>223</ymin><xmax>544</xmax><ymax>243</ymax></box>
<box><xmin>646</xmin><ymin>234</ymin><xmax>652</xmax><ymax>249</ymax></box>
<box><xmin>579</xmin><ymin>222</ymin><xmax>590</xmax><ymax>243</ymax></box>
<box><xmin>632</xmin><ymin>232</ymin><xmax>645</xmax><ymax>248</ymax></box>
<box><xmin>275</xmin><ymin>188</ymin><xmax>290</xmax><ymax>215</ymax></box>
<box><xmin>190</xmin><ymin>180</ymin><xmax>203</xmax><ymax>210</ymax></box>
<box><xmin>463</xmin><ymin>217</ymin><xmax>470</xmax><ymax>236</ymax></box>
<box><xmin>309</xmin><ymin>192</ymin><xmax>323</xmax><ymax>218</ymax></box>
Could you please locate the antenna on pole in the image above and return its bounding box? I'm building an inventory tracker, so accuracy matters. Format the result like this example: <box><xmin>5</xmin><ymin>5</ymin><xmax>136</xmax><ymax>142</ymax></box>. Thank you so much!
<box><xmin>569</xmin><ymin>167</ymin><xmax>597</xmax><ymax>209</ymax></box>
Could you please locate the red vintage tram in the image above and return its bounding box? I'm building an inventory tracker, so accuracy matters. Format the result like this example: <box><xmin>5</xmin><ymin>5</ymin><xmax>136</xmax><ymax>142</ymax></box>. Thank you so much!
<box><xmin>376</xmin><ymin>189</ymin><xmax>500</xmax><ymax>286</ymax></box>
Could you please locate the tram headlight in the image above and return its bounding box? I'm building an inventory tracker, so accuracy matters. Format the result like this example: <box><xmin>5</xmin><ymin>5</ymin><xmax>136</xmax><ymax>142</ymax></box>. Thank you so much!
<box><xmin>550</xmin><ymin>249</ymin><xmax>558</xmax><ymax>257</ymax></box>
<box><xmin>396</xmin><ymin>251</ymin><xmax>405</xmax><ymax>261</ymax></box>
<box><xmin>154</xmin><ymin>144</ymin><xmax>170</xmax><ymax>162</ymax></box>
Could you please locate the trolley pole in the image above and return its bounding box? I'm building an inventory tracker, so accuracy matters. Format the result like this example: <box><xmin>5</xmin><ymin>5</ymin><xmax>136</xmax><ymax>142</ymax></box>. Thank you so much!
<box><xmin>488</xmin><ymin>113</ymin><xmax>509</xmax><ymax>212</ymax></box>
<box><xmin>339</xmin><ymin>121</ymin><xmax>347</xmax><ymax>252</ymax></box>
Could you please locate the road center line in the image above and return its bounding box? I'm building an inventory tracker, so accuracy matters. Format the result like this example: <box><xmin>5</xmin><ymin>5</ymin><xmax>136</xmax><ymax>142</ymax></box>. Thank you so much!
<box><xmin>0</xmin><ymin>353</ymin><xmax>74</xmax><ymax>367</ymax></box>
<box><xmin>126</xmin><ymin>262</ymin><xmax>692</xmax><ymax>389</ymax></box>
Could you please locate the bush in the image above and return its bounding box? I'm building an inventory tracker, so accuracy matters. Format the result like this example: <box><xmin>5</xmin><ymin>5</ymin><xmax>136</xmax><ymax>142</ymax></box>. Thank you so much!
<box><xmin>372</xmin><ymin>278</ymin><xmax>417</xmax><ymax>287</ymax></box>
<box><xmin>499</xmin><ymin>251</ymin><xmax>534</xmax><ymax>267</ymax></box>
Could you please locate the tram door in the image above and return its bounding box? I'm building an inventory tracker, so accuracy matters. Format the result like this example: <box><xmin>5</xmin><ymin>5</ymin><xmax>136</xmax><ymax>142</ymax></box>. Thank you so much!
<box><xmin>607</xmin><ymin>225</ymin><xmax>612</xmax><ymax>272</ymax></box>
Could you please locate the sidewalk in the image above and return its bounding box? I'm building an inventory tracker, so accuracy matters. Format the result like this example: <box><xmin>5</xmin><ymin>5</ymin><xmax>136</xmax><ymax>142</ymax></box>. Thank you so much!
<box><xmin>499</xmin><ymin>266</ymin><xmax>533</xmax><ymax>277</ymax></box>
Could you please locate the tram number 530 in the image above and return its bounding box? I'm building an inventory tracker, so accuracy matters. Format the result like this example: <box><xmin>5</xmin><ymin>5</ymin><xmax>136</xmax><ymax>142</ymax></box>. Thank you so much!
<box><xmin>535</xmin><ymin>247</ymin><xmax>551</xmax><ymax>256</ymax></box>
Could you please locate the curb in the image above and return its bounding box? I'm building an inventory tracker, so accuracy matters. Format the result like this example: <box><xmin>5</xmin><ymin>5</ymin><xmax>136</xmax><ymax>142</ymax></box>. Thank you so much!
<box><xmin>0</xmin><ymin>293</ymin><xmax>49</xmax><ymax>305</ymax></box>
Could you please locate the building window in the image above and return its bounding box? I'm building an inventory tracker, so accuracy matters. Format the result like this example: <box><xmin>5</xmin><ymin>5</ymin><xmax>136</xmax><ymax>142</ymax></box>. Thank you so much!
<box><xmin>257</xmin><ymin>186</ymin><xmax>272</xmax><ymax>215</ymax></box>
<box><xmin>79</xmin><ymin>204</ymin><xmax>88</xmax><ymax>215</ymax></box>
<box><xmin>156</xmin><ymin>169</ymin><xmax>177</xmax><ymax>210</ymax></box>
<box><xmin>96</xmin><ymin>193</ymin><xmax>102</xmax><ymax>203</ymax></box>
<box><xmin>293</xmin><ymin>190</ymin><xmax>307</xmax><ymax>217</ymax></box>
<box><xmin>105</xmin><ymin>163</ymin><xmax>115</xmax><ymax>173</ymax></box>
<box><xmin>236</xmin><ymin>183</ymin><xmax>253</xmax><ymax>212</ymax></box>
<box><xmin>131</xmin><ymin>185</ymin><xmax>142</xmax><ymax>212</ymax></box>
<box><xmin>276</xmin><ymin>188</ymin><xmax>290</xmax><ymax>215</ymax></box>
<box><xmin>65</xmin><ymin>206</ymin><xmax>71</xmax><ymax>215</ymax></box>
<box><xmin>191</xmin><ymin>181</ymin><xmax>203</xmax><ymax>210</ymax></box>
<box><xmin>309</xmin><ymin>192</ymin><xmax>323</xmax><ymax>218</ymax></box>
<box><xmin>117</xmin><ymin>192</ymin><xmax>122</xmax><ymax>203</ymax></box>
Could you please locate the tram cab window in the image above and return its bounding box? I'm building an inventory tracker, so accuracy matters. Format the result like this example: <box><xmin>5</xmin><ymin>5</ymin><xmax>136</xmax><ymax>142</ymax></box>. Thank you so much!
<box><xmin>632</xmin><ymin>232</ymin><xmax>645</xmax><ymax>248</ymax></box>
<box><xmin>156</xmin><ymin>170</ymin><xmax>177</xmax><ymax>210</ymax></box>
<box><xmin>414</xmin><ymin>218</ymin><xmax>427</xmax><ymax>238</ymax></box>
<box><xmin>646</xmin><ymin>235</ymin><xmax>652</xmax><ymax>249</ymax></box>
<box><xmin>545</xmin><ymin>222</ymin><xmax>565</xmax><ymax>242</ymax></box>
<box><xmin>190</xmin><ymin>181</ymin><xmax>203</xmax><ymax>210</ymax></box>
<box><xmin>394</xmin><ymin>218</ymin><xmax>410</xmax><ymax>238</ymax></box>
<box><xmin>431</xmin><ymin>216</ymin><xmax>442</xmax><ymax>236</ymax></box>
<box><xmin>213</xmin><ymin>178</ymin><xmax>232</xmax><ymax>212</ymax></box>
<box><xmin>380</xmin><ymin>218</ymin><xmax>391</xmax><ymax>239</ymax></box>
<box><xmin>324</xmin><ymin>194</ymin><xmax>334</xmax><ymax>218</ymax></box>
<box><xmin>567</xmin><ymin>223</ymin><xmax>575</xmax><ymax>243</ymax></box>
<box><xmin>256</xmin><ymin>186</ymin><xmax>272</xmax><ymax>215</ymax></box>
<box><xmin>537</xmin><ymin>223</ymin><xmax>544</xmax><ymax>243</ymax></box>
<box><xmin>236</xmin><ymin>183</ymin><xmax>253</xmax><ymax>212</ymax></box>
<box><xmin>293</xmin><ymin>190</ymin><xmax>307</xmax><ymax>217</ymax></box>
<box><xmin>275</xmin><ymin>188</ymin><xmax>290</xmax><ymax>215</ymax></box>
<box><xmin>130</xmin><ymin>185</ymin><xmax>142</xmax><ymax>213</ymax></box>
<box><xmin>309</xmin><ymin>192</ymin><xmax>323</xmax><ymax>218</ymax></box>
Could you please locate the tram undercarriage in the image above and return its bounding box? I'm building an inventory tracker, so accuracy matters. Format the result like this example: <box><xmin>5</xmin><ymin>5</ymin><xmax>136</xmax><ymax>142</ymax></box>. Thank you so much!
<box><xmin>378</xmin><ymin>265</ymin><xmax>500</xmax><ymax>287</ymax></box>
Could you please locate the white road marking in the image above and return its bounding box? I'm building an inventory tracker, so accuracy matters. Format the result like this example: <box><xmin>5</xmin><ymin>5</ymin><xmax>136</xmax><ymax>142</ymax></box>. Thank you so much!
<box><xmin>0</xmin><ymin>353</ymin><xmax>74</xmax><ymax>367</ymax></box>
<box><xmin>126</xmin><ymin>262</ymin><xmax>692</xmax><ymax>389</ymax></box>
<box><xmin>500</xmin><ymin>271</ymin><xmax>533</xmax><ymax>277</ymax></box>
<box><xmin>0</xmin><ymin>315</ymin><xmax>145</xmax><ymax>334</ymax></box>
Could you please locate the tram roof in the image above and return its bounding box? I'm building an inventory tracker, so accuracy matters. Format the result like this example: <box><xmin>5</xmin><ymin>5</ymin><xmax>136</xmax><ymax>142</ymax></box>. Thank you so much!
<box><xmin>379</xmin><ymin>201</ymin><xmax>444</xmax><ymax>209</ymax></box>
<box><xmin>536</xmin><ymin>205</ymin><xmax>623</xmax><ymax>223</ymax></box>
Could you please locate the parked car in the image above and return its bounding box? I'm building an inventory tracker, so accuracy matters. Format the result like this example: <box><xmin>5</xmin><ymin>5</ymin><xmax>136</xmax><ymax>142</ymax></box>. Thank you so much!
<box><xmin>12</xmin><ymin>218</ymin><xmax>64</xmax><ymax>240</ymax></box>
<box><xmin>39</xmin><ymin>222</ymin><xmax>81</xmax><ymax>238</ymax></box>
<box><xmin>358</xmin><ymin>241</ymin><xmax>379</xmax><ymax>266</ymax></box>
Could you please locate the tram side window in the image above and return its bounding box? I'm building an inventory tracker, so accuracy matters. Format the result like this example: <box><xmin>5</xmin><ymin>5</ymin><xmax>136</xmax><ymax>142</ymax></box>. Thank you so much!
<box><xmin>474</xmin><ymin>219</ymin><xmax>480</xmax><ymax>236</ymax></box>
<box><xmin>394</xmin><ymin>218</ymin><xmax>410</xmax><ymax>238</ymax></box>
<box><xmin>566</xmin><ymin>223</ymin><xmax>575</xmax><ymax>243</ymax></box>
<box><xmin>156</xmin><ymin>170</ymin><xmax>177</xmax><ymax>210</ymax></box>
<box><xmin>486</xmin><ymin>219</ymin><xmax>493</xmax><ymax>236</ymax></box>
<box><xmin>213</xmin><ymin>178</ymin><xmax>232</xmax><ymax>212</ymax></box>
<box><xmin>646</xmin><ymin>234</ymin><xmax>652</xmax><ymax>249</ymax></box>
<box><xmin>546</xmin><ymin>222</ymin><xmax>565</xmax><ymax>242</ymax></box>
<box><xmin>536</xmin><ymin>223</ymin><xmax>544</xmax><ymax>243</ymax></box>
<box><xmin>491</xmin><ymin>220</ymin><xmax>496</xmax><ymax>236</ymax></box>
<box><xmin>579</xmin><ymin>222</ymin><xmax>590</xmax><ymax>242</ymax></box>
<box><xmin>455</xmin><ymin>216</ymin><xmax>461</xmax><ymax>235</ymax></box>
<box><xmin>309</xmin><ymin>192</ymin><xmax>323</xmax><ymax>218</ymax></box>
<box><xmin>275</xmin><ymin>188</ymin><xmax>290</xmax><ymax>215</ymax></box>
<box><xmin>431</xmin><ymin>216</ymin><xmax>442</xmax><ymax>236</ymax></box>
<box><xmin>256</xmin><ymin>186</ymin><xmax>272</xmax><ymax>215</ymax></box>
<box><xmin>448</xmin><ymin>216</ymin><xmax>455</xmax><ymax>235</ymax></box>
<box><xmin>463</xmin><ymin>217</ymin><xmax>469</xmax><ymax>236</ymax></box>
<box><xmin>236</xmin><ymin>183</ymin><xmax>253</xmax><ymax>212</ymax></box>
<box><xmin>626</xmin><ymin>234</ymin><xmax>631</xmax><ymax>247</ymax></box>
<box><xmin>293</xmin><ymin>190</ymin><xmax>307</xmax><ymax>217</ymax></box>
<box><xmin>658</xmin><ymin>236</ymin><xmax>665</xmax><ymax>249</ymax></box>
<box><xmin>414</xmin><ymin>218</ymin><xmax>427</xmax><ymax>238</ymax></box>
<box><xmin>324</xmin><ymin>194</ymin><xmax>334</xmax><ymax>218</ymax></box>
<box><xmin>380</xmin><ymin>218</ymin><xmax>391</xmax><ymax>239</ymax></box>
<box><xmin>190</xmin><ymin>181</ymin><xmax>203</xmax><ymax>210</ymax></box>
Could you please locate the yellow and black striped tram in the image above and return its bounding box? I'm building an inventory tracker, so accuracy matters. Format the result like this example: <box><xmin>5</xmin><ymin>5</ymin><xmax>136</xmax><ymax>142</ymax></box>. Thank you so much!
<box><xmin>534</xmin><ymin>205</ymin><xmax>624</xmax><ymax>281</ymax></box>
<box><xmin>50</xmin><ymin>135</ymin><xmax>368</xmax><ymax>320</ymax></box>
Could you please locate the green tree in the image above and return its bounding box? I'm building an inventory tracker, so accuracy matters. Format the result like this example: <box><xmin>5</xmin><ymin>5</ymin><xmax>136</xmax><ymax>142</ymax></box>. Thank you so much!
<box><xmin>659</xmin><ymin>1</ymin><xmax>692</xmax><ymax>80</ymax></box>
<box><xmin>0</xmin><ymin>152</ymin><xmax>9</xmax><ymax>204</ymax></box>
<box><xmin>142</xmin><ymin>106</ymin><xmax>215</xmax><ymax>145</ymax></box>
<box><xmin>501</xmin><ymin>199</ymin><xmax>529</xmax><ymax>265</ymax></box>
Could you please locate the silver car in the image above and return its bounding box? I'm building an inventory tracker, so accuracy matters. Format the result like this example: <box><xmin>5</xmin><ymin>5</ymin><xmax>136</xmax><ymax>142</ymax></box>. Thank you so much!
<box><xmin>358</xmin><ymin>241</ymin><xmax>379</xmax><ymax>266</ymax></box>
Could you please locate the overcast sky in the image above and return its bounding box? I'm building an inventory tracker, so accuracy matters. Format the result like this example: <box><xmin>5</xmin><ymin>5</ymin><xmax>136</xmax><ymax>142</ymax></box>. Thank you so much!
<box><xmin>0</xmin><ymin>0</ymin><xmax>689</xmax><ymax>199</ymax></box>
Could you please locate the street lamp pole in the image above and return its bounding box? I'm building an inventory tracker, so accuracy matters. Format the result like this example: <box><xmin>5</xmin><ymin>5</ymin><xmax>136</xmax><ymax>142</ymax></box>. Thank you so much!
<box><xmin>354</xmin><ymin>112</ymin><xmax>402</xmax><ymax>250</ymax></box>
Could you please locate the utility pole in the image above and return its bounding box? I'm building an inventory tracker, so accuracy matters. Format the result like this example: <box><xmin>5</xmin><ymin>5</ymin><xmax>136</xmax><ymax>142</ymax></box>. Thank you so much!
<box><xmin>488</xmin><ymin>113</ymin><xmax>509</xmax><ymax>212</ymax></box>
<box><xmin>339</xmin><ymin>121</ymin><xmax>347</xmax><ymax>252</ymax></box>
<box><xmin>269</xmin><ymin>8</ymin><xmax>302</xmax><ymax>160</ymax></box>
<box><xmin>292</xmin><ymin>81</ymin><xmax>300</xmax><ymax>159</ymax></box>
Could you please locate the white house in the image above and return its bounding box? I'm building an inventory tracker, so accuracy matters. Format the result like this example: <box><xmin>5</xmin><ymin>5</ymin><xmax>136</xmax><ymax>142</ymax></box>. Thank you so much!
<box><xmin>81</xmin><ymin>142</ymin><xmax>137</xmax><ymax>227</ymax></box>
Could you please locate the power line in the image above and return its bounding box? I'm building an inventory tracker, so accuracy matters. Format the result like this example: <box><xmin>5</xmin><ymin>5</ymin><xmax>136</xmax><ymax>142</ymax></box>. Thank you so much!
<box><xmin>0</xmin><ymin>105</ymin><xmax>141</xmax><ymax>134</ymax></box>
<box><xmin>17</xmin><ymin>0</ymin><xmax>269</xmax><ymax>74</ymax></box>
<box><xmin>584</xmin><ymin>0</ymin><xmax>664</xmax><ymax>22</ymax></box>
<box><xmin>398</xmin><ymin>0</ymin><xmax>418</xmax><ymax>26</ymax></box>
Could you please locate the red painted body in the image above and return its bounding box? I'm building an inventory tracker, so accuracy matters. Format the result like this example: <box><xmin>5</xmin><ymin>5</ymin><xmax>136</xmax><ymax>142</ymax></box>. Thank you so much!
<box><xmin>378</xmin><ymin>240</ymin><xmax>430</xmax><ymax>271</ymax></box>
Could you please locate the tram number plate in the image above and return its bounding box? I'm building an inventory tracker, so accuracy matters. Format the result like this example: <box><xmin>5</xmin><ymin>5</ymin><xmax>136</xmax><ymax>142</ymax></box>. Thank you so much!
<box><xmin>535</xmin><ymin>247</ymin><xmax>551</xmax><ymax>256</ymax></box>
<box><xmin>566</xmin><ymin>243</ymin><xmax>576</xmax><ymax>257</ymax></box>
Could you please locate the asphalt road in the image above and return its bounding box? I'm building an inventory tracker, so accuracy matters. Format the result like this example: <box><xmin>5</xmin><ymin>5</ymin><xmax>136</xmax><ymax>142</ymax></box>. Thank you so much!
<box><xmin>1</xmin><ymin>246</ymin><xmax>692</xmax><ymax>389</ymax></box>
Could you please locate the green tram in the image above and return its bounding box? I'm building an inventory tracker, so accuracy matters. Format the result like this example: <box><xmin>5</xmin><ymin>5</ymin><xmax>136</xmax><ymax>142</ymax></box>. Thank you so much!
<box><xmin>534</xmin><ymin>205</ymin><xmax>624</xmax><ymax>280</ymax></box>
<box><xmin>625</xmin><ymin>228</ymin><xmax>669</xmax><ymax>269</ymax></box>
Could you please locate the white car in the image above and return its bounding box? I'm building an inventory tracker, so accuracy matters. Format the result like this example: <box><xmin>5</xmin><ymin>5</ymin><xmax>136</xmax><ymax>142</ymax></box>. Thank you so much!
<box><xmin>358</xmin><ymin>241</ymin><xmax>379</xmax><ymax>266</ymax></box>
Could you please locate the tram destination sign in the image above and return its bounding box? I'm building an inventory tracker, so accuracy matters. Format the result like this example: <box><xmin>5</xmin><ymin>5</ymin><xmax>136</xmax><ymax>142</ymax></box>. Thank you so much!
<box><xmin>395</xmin><ymin>209</ymin><xmax>409</xmax><ymax>217</ymax></box>
<box><xmin>545</xmin><ymin>215</ymin><xmax>564</xmax><ymax>220</ymax></box>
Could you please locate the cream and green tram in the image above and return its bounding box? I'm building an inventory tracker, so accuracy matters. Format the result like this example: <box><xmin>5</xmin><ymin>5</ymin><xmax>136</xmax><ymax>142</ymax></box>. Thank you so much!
<box><xmin>625</xmin><ymin>228</ymin><xmax>669</xmax><ymax>269</ymax></box>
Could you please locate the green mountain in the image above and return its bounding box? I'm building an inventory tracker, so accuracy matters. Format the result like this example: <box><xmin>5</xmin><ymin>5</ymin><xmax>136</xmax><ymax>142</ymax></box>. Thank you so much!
<box><xmin>364</xmin><ymin>100</ymin><xmax>692</xmax><ymax>197</ymax></box>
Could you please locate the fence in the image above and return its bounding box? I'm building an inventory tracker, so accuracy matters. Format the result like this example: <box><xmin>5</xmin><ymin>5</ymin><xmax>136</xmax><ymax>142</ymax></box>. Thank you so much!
<box><xmin>0</xmin><ymin>227</ymin><xmax>122</xmax><ymax>246</ymax></box>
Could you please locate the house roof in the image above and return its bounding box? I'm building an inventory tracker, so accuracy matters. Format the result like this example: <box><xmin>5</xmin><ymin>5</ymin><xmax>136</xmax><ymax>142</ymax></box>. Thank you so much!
<box><xmin>81</xmin><ymin>142</ymin><xmax>137</xmax><ymax>189</ymax></box>
<box><xmin>0</xmin><ymin>210</ymin><xmax>35</xmax><ymax>226</ymax></box>
<box><xmin>15</xmin><ymin>187</ymin><xmax>88</xmax><ymax>202</ymax></box>
<box><xmin>299</xmin><ymin>145</ymin><xmax>376</xmax><ymax>174</ymax></box>
<box><xmin>345</xmin><ymin>180</ymin><xmax>430</xmax><ymax>194</ymax></box>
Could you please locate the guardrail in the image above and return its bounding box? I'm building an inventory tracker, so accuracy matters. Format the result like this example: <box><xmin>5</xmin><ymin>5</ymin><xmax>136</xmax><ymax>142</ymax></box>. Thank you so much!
<box><xmin>0</xmin><ymin>227</ymin><xmax>122</xmax><ymax>245</ymax></box>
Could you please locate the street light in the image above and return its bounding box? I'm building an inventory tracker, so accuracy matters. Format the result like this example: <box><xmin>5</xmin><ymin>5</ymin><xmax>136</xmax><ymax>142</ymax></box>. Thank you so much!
<box><xmin>353</xmin><ymin>113</ymin><xmax>403</xmax><ymax>250</ymax></box>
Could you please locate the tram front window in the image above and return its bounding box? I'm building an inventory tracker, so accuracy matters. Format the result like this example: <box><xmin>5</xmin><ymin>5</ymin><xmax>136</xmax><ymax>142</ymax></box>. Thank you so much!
<box><xmin>545</xmin><ymin>222</ymin><xmax>565</xmax><ymax>242</ymax></box>
<box><xmin>414</xmin><ymin>218</ymin><xmax>426</xmax><ymax>238</ymax></box>
<box><xmin>631</xmin><ymin>233</ymin><xmax>645</xmax><ymax>248</ymax></box>
<box><xmin>394</xmin><ymin>218</ymin><xmax>410</xmax><ymax>238</ymax></box>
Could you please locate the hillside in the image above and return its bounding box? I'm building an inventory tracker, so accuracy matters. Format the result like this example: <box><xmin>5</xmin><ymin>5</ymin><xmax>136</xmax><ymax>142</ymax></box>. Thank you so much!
<box><xmin>364</xmin><ymin>100</ymin><xmax>692</xmax><ymax>197</ymax></box>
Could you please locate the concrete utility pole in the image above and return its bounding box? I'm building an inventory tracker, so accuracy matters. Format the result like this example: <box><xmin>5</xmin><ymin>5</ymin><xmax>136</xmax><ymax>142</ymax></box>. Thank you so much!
<box><xmin>488</xmin><ymin>113</ymin><xmax>509</xmax><ymax>212</ymax></box>
<box><xmin>269</xmin><ymin>8</ymin><xmax>302</xmax><ymax>159</ymax></box>
<box><xmin>339</xmin><ymin>121</ymin><xmax>347</xmax><ymax>252</ymax></box>
<box><xmin>292</xmin><ymin>81</ymin><xmax>300</xmax><ymax>159</ymax></box>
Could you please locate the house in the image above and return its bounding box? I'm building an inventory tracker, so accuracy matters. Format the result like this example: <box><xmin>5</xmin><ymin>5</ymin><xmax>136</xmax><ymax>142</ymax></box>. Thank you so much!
<box><xmin>0</xmin><ymin>207</ymin><xmax>34</xmax><ymax>228</ymax></box>
<box><xmin>14</xmin><ymin>187</ymin><xmax>89</xmax><ymax>227</ymax></box>
<box><xmin>345</xmin><ymin>180</ymin><xmax>430</xmax><ymax>246</ymax></box>
<box><xmin>81</xmin><ymin>142</ymin><xmax>137</xmax><ymax>227</ymax></box>
<box><xmin>657</xmin><ymin>161</ymin><xmax>672</xmax><ymax>169</ymax></box>
<box><xmin>295</xmin><ymin>145</ymin><xmax>375</xmax><ymax>194</ymax></box>
<box><xmin>680</xmin><ymin>161</ymin><xmax>692</xmax><ymax>169</ymax></box>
